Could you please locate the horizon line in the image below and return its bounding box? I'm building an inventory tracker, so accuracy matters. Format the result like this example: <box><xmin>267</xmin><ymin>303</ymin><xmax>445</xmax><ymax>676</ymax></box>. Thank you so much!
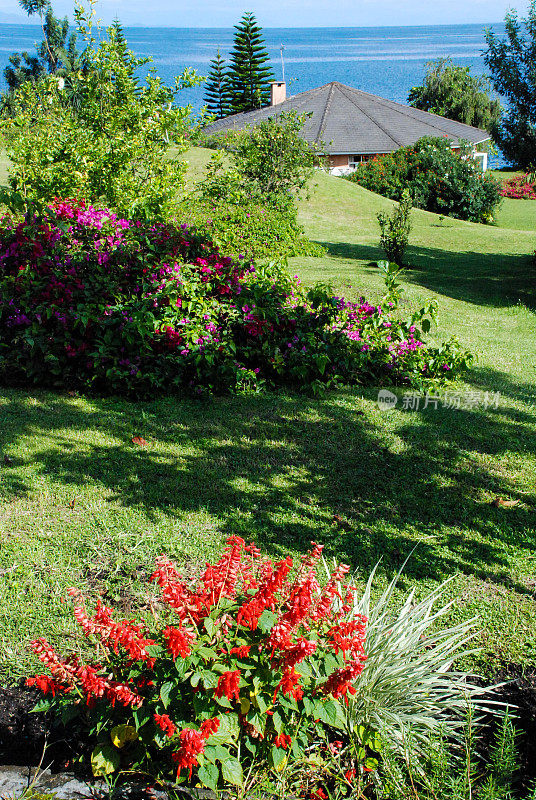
<box><xmin>1</xmin><ymin>20</ymin><xmax>505</xmax><ymax>29</ymax></box>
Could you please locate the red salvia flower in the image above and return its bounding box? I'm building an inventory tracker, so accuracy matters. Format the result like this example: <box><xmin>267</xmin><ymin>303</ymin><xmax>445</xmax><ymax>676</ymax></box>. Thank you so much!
<box><xmin>274</xmin><ymin>733</ymin><xmax>292</xmax><ymax>749</ymax></box>
<box><xmin>164</xmin><ymin>625</ymin><xmax>193</xmax><ymax>659</ymax></box>
<box><xmin>237</xmin><ymin>556</ymin><xmax>293</xmax><ymax>630</ymax></box>
<box><xmin>229</xmin><ymin>645</ymin><xmax>251</xmax><ymax>658</ymax></box>
<box><xmin>214</xmin><ymin>669</ymin><xmax>241</xmax><ymax>702</ymax></box>
<box><xmin>200</xmin><ymin>717</ymin><xmax>220</xmax><ymax>739</ymax></box>
<box><xmin>172</xmin><ymin>728</ymin><xmax>206</xmax><ymax>778</ymax></box>
<box><xmin>26</xmin><ymin>674</ymin><xmax>62</xmax><ymax>697</ymax></box>
<box><xmin>154</xmin><ymin>713</ymin><xmax>177</xmax><ymax>738</ymax></box>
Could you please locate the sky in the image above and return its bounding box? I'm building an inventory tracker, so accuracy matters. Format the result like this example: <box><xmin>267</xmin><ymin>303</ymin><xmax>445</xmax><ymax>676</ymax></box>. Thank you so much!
<box><xmin>0</xmin><ymin>0</ymin><xmax>529</xmax><ymax>27</ymax></box>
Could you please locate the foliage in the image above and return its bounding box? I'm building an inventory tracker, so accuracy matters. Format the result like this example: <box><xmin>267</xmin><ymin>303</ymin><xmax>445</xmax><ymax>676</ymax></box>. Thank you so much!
<box><xmin>204</xmin><ymin>49</ymin><xmax>232</xmax><ymax>119</ymax></box>
<box><xmin>177</xmin><ymin>194</ymin><xmax>324</xmax><ymax>262</ymax></box>
<box><xmin>500</xmin><ymin>174</ymin><xmax>536</xmax><ymax>199</ymax></box>
<box><xmin>190</xmin><ymin>114</ymin><xmax>324</xmax><ymax>261</ymax></box>
<box><xmin>484</xmin><ymin>1</ymin><xmax>536</xmax><ymax>170</ymax></box>
<box><xmin>377</xmin><ymin>190</ymin><xmax>413</xmax><ymax>267</ymax></box>
<box><xmin>377</xmin><ymin>710</ymin><xmax>535</xmax><ymax>800</ymax></box>
<box><xmin>227</xmin><ymin>12</ymin><xmax>274</xmax><ymax>113</ymax></box>
<box><xmin>346</xmin><ymin>137</ymin><xmax>502</xmax><ymax>223</ymax></box>
<box><xmin>407</xmin><ymin>58</ymin><xmax>502</xmax><ymax>133</ymax></box>
<box><xmin>0</xmin><ymin>199</ymin><xmax>471</xmax><ymax>397</ymax></box>
<box><xmin>26</xmin><ymin>539</ymin><xmax>375</xmax><ymax>796</ymax></box>
<box><xmin>231</xmin><ymin>112</ymin><xmax>323</xmax><ymax>199</ymax></box>
<box><xmin>2</xmin><ymin>0</ymin><xmax>78</xmax><ymax>101</ymax></box>
<box><xmin>1</xmin><ymin>5</ymin><xmax>200</xmax><ymax>220</ymax></box>
<box><xmin>337</xmin><ymin>559</ymin><xmax>485</xmax><ymax>768</ymax></box>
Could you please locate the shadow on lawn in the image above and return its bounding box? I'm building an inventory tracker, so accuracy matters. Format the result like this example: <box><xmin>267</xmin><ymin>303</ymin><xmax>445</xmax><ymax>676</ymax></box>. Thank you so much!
<box><xmin>0</xmin><ymin>364</ymin><xmax>535</xmax><ymax>594</ymax></box>
<box><xmin>321</xmin><ymin>241</ymin><xmax>536</xmax><ymax>309</ymax></box>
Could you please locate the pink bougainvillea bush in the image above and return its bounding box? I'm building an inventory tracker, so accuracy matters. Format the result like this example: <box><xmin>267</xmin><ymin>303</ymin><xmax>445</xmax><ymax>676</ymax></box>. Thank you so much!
<box><xmin>500</xmin><ymin>174</ymin><xmax>536</xmax><ymax>200</ymax></box>
<box><xmin>27</xmin><ymin>539</ymin><xmax>379</xmax><ymax>796</ymax></box>
<box><xmin>0</xmin><ymin>198</ymin><xmax>470</xmax><ymax>396</ymax></box>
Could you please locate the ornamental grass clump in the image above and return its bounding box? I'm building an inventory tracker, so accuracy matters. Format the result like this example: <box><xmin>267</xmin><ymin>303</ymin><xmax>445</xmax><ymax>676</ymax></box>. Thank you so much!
<box><xmin>0</xmin><ymin>199</ymin><xmax>471</xmax><ymax>396</ymax></box>
<box><xmin>27</xmin><ymin>539</ymin><xmax>375</xmax><ymax>796</ymax></box>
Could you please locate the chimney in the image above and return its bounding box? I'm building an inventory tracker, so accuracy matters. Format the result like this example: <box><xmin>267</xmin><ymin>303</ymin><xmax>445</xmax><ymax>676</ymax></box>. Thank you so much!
<box><xmin>270</xmin><ymin>82</ymin><xmax>286</xmax><ymax>106</ymax></box>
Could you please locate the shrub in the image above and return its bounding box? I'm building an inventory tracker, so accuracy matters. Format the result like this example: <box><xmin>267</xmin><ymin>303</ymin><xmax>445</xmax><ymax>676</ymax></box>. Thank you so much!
<box><xmin>500</xmin><ymin>174</ymin><xmax>536</xmax><ymax>199</ymax></box>
<box><xmin>27</xmin><ymin>539</ymin><xmax>374</xmax><ymax>796</ymax></box>
<box><xmin>177</xmin><ymin>196</ymin><xmax>324</xmax><ymax>262</ymax></box>
<box><xmin>346</xmin><ymin>137</ymin><xmax>502</xmax><ymax>223</ymax></box>
<box><xmin>377</xmin><ymin>190</ymin><xmax>413</xmax><ymax>266</ymax></box>
<box><xmin>0</xmin><ymin>199</ymin><xmax>472</xmax><ymax>396</ymax></box>
<box><xmin>1</xmin><ymin>7</ymin><xmax>200</xmax><ymax>220</ymax></box>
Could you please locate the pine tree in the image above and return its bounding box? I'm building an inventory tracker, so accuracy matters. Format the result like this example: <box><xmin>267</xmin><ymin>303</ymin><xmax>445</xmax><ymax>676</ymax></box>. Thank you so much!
<box><xmin>227</xmin><ymin>12</ymin><xmax>274</xmax><ymax>114</ymax></box>
<box><xmin>204</xmin><ymin>49</ymin><xmax>231</xmax><ymax>118</ymax></box>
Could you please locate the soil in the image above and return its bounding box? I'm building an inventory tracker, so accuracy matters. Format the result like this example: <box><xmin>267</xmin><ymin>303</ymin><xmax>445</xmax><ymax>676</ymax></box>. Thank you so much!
<box><xmin>484</xmin><ymin>663</ymin><xmax>536</xmax><ymax>786</ymax></box>
<box><xmin>0</xmin><ymin>681</ymin><xmax>87</xmax><ymax>772</ymax></box>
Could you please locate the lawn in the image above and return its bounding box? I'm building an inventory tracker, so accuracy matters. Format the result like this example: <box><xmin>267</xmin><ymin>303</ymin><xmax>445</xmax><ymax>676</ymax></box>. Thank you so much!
<box><xmin>0</xmin><ymin>150</ymin><xmax>535</xmax><ymax>681</ymax></box>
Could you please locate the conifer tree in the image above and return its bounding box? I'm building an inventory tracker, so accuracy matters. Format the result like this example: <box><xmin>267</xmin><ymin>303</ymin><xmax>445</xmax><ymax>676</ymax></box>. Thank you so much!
<box><xmin>227</xmin><ymin>12</ymin><xmax>274</xmax><ymax>113</ymax></box>
<box><xmin>204</xmin><ymin>49</ymin><xmax>231</xmax><ymax>118</ymax></box>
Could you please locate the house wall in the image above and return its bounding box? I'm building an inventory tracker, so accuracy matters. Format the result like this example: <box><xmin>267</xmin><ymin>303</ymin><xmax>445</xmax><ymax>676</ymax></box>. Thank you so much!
<box><xmin>329</xmin><ymin>154</ymin><xmax>350</xmax><ymax>175</ymax></box>
<box><xmin>328</xmin><ymin>146</ymin><xmax>488</xmax><ymax>176</ymax></box>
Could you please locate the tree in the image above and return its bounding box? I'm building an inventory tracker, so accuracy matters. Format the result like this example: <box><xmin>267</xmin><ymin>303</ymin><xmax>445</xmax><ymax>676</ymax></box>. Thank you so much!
<box><xmin>484</xmin><ymin>1</ymin><xmax>536</xmax><ymax>169</ymax></box>
<box><xmin>407</xmin><ymin>58</ymin><xmax>501</xmax><ymax>133</ymax></box>
<box><xmin>2</xmin><ymin>3</ymin><xmax>201</xmax><ymax>220</ymax></box>
<box><xmin>204</xmin><ymin>49</ymin><xmax>231</xmax><ymax>118</ymax></box>
<box><xmin>3</xmin><ymin>0</ymin><xmax>78</xmax><ymax>93</ymax></box>
<box><xmin>227</xmin><ymin>12</ymin><xmax>274</xmax><ymax>113</ymax></box>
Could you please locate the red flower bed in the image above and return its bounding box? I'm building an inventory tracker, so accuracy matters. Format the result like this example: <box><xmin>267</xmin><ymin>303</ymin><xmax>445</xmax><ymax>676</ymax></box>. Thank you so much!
<box><xmin>26</xmin><ymin>538</ymin><xmax>379</xmax><ymax>795</ymax></box>
<box><xmin>500</xmin><ymin>174</ymin><xmax>536</xmax><ymax>199</ymax></box>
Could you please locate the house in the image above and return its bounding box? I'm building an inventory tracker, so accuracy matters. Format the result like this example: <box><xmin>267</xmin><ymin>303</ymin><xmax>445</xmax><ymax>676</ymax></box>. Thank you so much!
<box><xmin>203</xmin><ymin>81</ymin><xmax>490</xmax><ymax>174</ymax></box>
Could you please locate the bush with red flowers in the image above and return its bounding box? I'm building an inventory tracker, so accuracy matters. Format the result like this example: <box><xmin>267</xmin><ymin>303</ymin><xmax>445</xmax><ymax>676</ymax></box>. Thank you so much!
<box><xmin>346</xmin><ymin>137</ymin><xmax>501</xmax><ymax>223</ymax></box>
<box><xmin>0</xmin><ymin>198</ymin><xmax>471</xmax><ymax>396</ymax></box>
<box><xmin>27</xmin><ymin>539</ymin><xmax>380</xmax><ymax>796</ymax></box>
<box><xmin>500</xmin><ymin>174</ymin><xmax>536</xmax><ymax>199</ymax></box>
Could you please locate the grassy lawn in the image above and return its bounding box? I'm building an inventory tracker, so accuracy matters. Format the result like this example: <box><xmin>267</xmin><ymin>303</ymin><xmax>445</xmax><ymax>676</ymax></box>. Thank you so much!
<box><xmin>1</xmin><ymin>149</ymin><xmax>535</xmax><ymax>681</ymax></box>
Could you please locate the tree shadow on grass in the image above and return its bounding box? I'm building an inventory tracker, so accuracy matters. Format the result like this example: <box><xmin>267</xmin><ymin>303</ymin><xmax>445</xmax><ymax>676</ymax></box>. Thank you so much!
<box><xmin>0</xmin><ymin>367</ymin><xmax>535</xmax><ymax>594</ymax></box>
<box><xmin>321</xmin><ymin>241</ymin><xmax>536</xmax><ymax>309</ymax></box>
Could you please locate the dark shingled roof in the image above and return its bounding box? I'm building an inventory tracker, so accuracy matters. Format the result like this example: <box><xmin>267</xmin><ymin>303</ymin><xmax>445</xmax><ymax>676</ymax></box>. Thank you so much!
<box><xmin>203</xmin><ymin>81</ymin><xmax>490</xmax><ymax>154</ymax></box>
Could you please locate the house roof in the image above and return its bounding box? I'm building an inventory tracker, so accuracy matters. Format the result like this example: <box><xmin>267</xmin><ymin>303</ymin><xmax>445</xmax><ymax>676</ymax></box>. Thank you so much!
<box><xmin>203</xmin><ymin>81</ymin><xmax>490</xmax><ymax>154</ymax></box>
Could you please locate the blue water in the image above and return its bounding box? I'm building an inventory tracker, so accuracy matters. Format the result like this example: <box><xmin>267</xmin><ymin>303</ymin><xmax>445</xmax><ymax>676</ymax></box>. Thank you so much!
<box><xmin>0</xmin><ymin>22</ymin><xmax>509</xmax><ymax>164</ymax></box>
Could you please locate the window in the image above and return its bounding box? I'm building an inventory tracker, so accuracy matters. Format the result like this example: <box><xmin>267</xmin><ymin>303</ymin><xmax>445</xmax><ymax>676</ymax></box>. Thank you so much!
<box><xmin>348</xmin><ymin>154</ymin><xmax>369</xmax><ymax>170</ymax></box>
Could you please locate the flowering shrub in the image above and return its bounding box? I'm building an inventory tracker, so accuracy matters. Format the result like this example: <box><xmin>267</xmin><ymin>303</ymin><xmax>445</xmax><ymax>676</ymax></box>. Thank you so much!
<box><xmin>500</xmin><ymin>174</ymin><xmax>536</xmax><ymax>199</ymax></box>
<box><xmin>0</xmin><ymin>199</ymin><xmax>471</xmax><ymax>396</ymax></box>
<box><xmin>27</xmin><ymin>539</ymin><xmax>377</xmax><ymax>796</ymax></box>
<box><xmin>346</xmin><ymin>137</ymin><xmax>502</xmax><ymax>223</ymax></box>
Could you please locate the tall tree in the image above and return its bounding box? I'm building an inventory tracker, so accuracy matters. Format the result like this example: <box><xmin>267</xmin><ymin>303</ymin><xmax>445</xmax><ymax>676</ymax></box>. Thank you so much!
<box><xmin>3</xmin><ymin>0</ymin><xmax>78</xmax><ymax>93</ymax></box>
<box><xmin>407</xmin><ymin>58</ymin><xmax>501</xmax><ymax>133</ymax></box>
<box><xmin>227</xmin><ymin>12</ymin><xmax>274</xmax><ymax>113</ymax></box>
<box><xmin>204</xmin><ymin>49</ymin><xmax>231</xmax><ymax>118</ymax></box>
<box><xmin>484</xmin><ymin>0</ymin><xmax>536</xmax><ymax>169</ymax></box>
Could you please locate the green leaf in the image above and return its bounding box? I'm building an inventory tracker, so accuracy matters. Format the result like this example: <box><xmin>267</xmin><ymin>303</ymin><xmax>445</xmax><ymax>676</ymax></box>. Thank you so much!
<box><xmin>160</xmin><ymin>681</ymin><xmax>174</xmax><ymax>708</ymax></box>
<box><xmin>91</xmin><ymin>744</ymin><xmax>120</xmax><ymax>777</ymax></box>
<box><xmin>272</xmin><ymin>710</ymin><xmax>284</xmax><ymax>734</ymax></box>
<box><xmin>258</xmin><ymin>610</ymin><xmax>277</xmax><ymax>633</ymax></box>
<box><xmin>198</xmin><ymin>762</ymin><xmax>219</xmax><ymax>791</ymax></box>
<box><xmin>271</xmin><ymin>746</ymin><xmax>287</xmax><ymax>770</ymax></box>
<box><xmin>221</xmin><ymin>756</ymin><xmax>243</xmax><ymax>787</ymax></box>
<box><xmin>203</xmin><ymin>617</ymin><xmax>216</xmax><ymax>637</ymax></box>
<box><xmin>31</xmin><ymin>698</ymin><xmax>52</xmax><ymax>713</ymax></box>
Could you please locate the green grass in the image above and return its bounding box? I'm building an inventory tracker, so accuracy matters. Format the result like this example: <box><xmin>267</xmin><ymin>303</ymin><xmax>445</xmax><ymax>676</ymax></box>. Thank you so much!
<box><xmin>1</xmin><ymin>149</ymin><xmax>535</xmax><ymax>681</ymax></box>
